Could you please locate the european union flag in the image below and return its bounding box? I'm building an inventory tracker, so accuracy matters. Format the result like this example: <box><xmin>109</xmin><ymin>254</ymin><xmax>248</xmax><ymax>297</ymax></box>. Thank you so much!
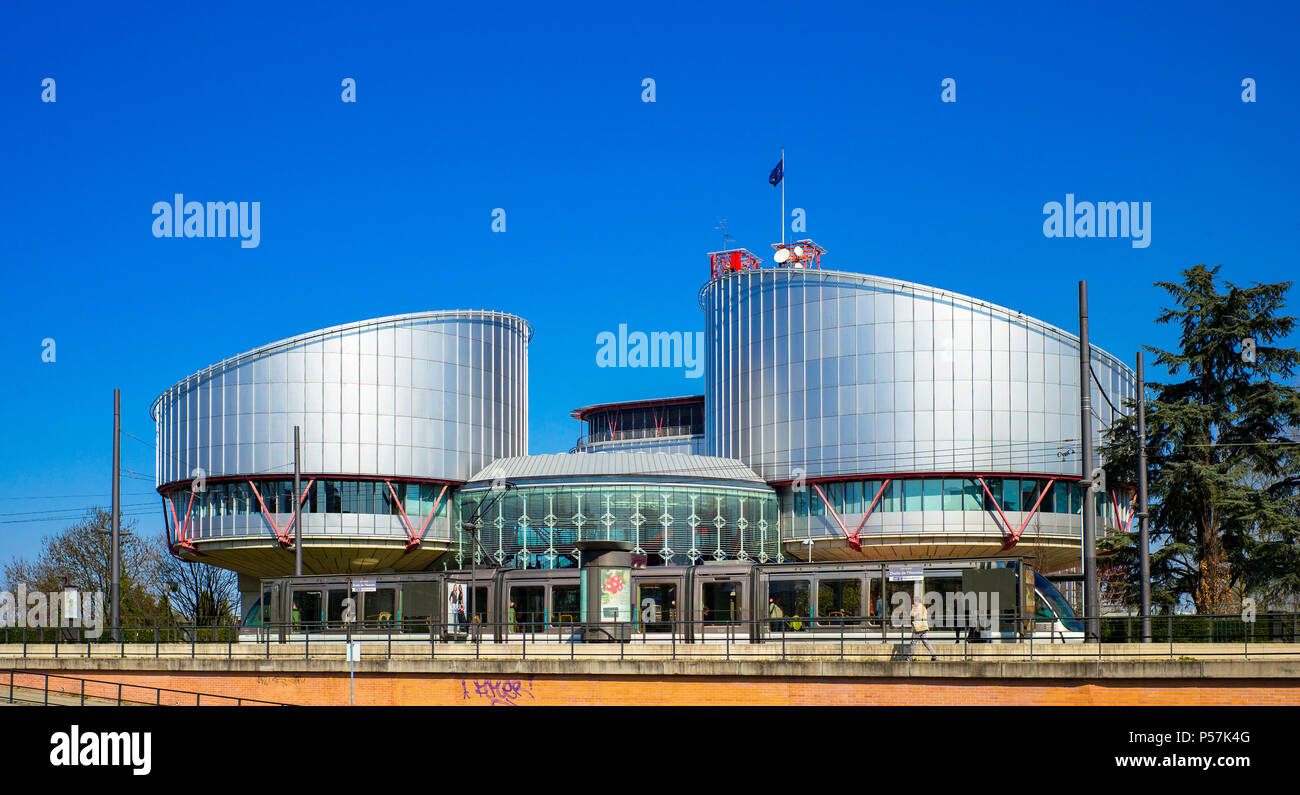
<box><xmin>768</xmin><ymin>159</ymin><xmax>783</xmax><ymax>186</ymax></box>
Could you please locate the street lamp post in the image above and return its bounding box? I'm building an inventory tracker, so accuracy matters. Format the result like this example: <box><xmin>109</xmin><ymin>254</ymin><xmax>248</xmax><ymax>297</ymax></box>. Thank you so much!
<box><xmin>1136</xmin><ymin>351</ymin><xmax>1151</xmax><ymax>642</ymax></box>
<box><xmin>470</xmin><ymin>523</ymin><xmax>478</xmax><ymax>641</ymax></box>
<box><xmin>1079</xmin><ymin>282</ymin><xmax>1100</xmax><ymax>642</ymax></box>
<box><xmin>460</xmin><ymin>481</ymin><xmax>515</xmax><ymax>644</ymax></box>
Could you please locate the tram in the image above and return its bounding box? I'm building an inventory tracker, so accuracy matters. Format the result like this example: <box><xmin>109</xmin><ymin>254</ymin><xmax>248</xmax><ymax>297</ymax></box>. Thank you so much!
<box><xmin>241</xmin><ymin>555</ymin><xmax>1084</xmax><ymax>644</ymax></box>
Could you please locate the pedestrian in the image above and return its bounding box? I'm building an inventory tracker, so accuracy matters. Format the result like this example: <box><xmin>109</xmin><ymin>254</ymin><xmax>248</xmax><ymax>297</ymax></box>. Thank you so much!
<box><xmin>909</xmin><ymin>595</ymin><xmax>937</xmax><ymax>661</ymax></box>
<box><xmin>769</xmin><ymin>597</ymin><xmax>785</xmax><ymax>631</ymax></box>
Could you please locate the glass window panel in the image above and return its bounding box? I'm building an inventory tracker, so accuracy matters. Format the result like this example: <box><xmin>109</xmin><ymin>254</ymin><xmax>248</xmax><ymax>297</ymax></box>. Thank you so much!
<box><xmin>1039</xmin><ymin>480</ymin><xmax>1055</xmax><ymax>513</ymax></box>
<box><xmin>827</xmin><ymin>482</ymin><xmax>844</xmax><ymax>515</ymax></box>
<box><xmin>291</xmin><ymin>590</ymin><xmax>323</xmax><ymax>628</ymax></box>
<box><xmin>401</xmin><ymin>581</ymin><xmax>438</xmax><ymax>628</ymax></box>
<box><xmin>702</xmin><ymin>582</ymin><xmax>742</xmax><ymax>624</ymax></box>
<box><xmin>278</xmin><ymin>481</ymin><xmax>293</xmax><ymax>514</ymax></box>
<box><xmin>363</xmin><ymin>588</ymin><xmax>397</xmax><ymax>627</ymax></box>
<box><xmin>1021</xmin><ymin>479</ymin><xmax>1040</xmax><ymax>511</ymax></box>
<box><xmin>883</xmin><ymin>480</ymin><xmax>901</xmax><ymax>512</ymax></box>
<box><xmin>861</xmin><ymin>480</ymin><xmax>879</xmax><ymax>512</ymax></box>
<box><xmin>922</xmin><ymin>479</ymin><xmax>942</xmax><ymax>511</ymax></box>
<box><xmin>817</xmin><ymin>578</ymin><xmax>862</xmax><ymax>626</ymax></box>
<box><xmin>982</xmin><ymin>478</ymin><xmax>1001</xmax><ymax>512</ymax></box>
<box><xmin>552</xmin><ymin>586</ymin><xmax>581</xmax><ymax>624</ymax></box>
<box><xmin>636</xmin><ymin>583</ymin><xmax>675</xmax><ymax>631</ymax></box>
<box><xmin>1053</xmin><ymin>481</ymin><xmax>1069</xmax><ymax>513</ymax></box>
<box><xmin>768</xmin><ymin>579</ymin><xmax>811</xmax><ymax>630</ymax></box>
<box><xmin>469</xmin><ymin>587</ymin><xmax>488</xmax><ymax>624</ymax></box>
<box><xmin>508</xmin><ymin>586</ymin><xmax>545</xmax><ymax>629</ymax></box>
<box><xmin>844</xmin><ymin>480</ymin><xmax>863</xmax><ymax>514</ymax></box>
<box><xmin>1002</xmin><ymin>479</ymin><xmax>1021</xmax><ymax>512</ymax></box>
<box><xmin>903</xmin><ymin>480</ymin><xmax>923</xmax><ymax>511</ymax></box>
<box><xmin>942</xmin><ymin>479</ymin><xmax>964</xmax><ymax>511</ymax></box>
<box><xmin>326</xmin><ymin>590</ymin><xmax>350</xmax><ymax>629</ymax></box>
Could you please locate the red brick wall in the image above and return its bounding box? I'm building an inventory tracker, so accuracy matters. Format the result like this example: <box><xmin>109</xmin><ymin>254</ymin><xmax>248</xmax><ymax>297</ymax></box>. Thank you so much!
<box><xmin>21</xmin><ymin>670</ymin><xmax>1300</xmax><ymax>706</ymax></box>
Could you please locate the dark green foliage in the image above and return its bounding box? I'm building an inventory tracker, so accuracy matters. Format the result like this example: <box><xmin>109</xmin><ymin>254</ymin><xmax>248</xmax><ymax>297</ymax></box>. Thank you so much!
<box><xmin>1102</xmin><ymin>265</ymin><xmax>1300</xmax><ymax>613</ymax></box>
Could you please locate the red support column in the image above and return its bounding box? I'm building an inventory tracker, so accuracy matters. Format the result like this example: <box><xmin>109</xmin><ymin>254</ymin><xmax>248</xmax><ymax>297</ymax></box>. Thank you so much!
<box><xmin>247</xmin><ymin>480</ymin><xmax>290</xmax><ymax>547</ymax></box>
<box><xmin>166</xmin><ymin>490</ymin><xmax>199</xmax><ymax>554</ymax></box>
<box><xmin>278</xmin><ymin>478</ymin><xmax>316</xmax><ymax>542</ymax></box>
<box><xmin>976</xmin><ymin>477</ymin><xmax>1059</xmax><ymax>550</ymax></box>
<box><xmin>811</xmin><ymin>483</ymin><xmax>858</xmax><ymax>552</ymax></box>
<box><xmin>385</xmin><ymin>482</ymin><xmax>449</xmax><ymax>552</ymax></box>
<box><xmin>1110</xmin><ymin>489</ymin><xmax>1136</xmax><ymax>534</ymax></box>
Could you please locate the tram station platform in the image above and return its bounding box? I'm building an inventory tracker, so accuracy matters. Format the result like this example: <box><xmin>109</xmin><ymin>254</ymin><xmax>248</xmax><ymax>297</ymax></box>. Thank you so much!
<box><xmin>4</xmin><ymin>643</ymin><xmax>1300</xmax><ymax>706</ymax></box>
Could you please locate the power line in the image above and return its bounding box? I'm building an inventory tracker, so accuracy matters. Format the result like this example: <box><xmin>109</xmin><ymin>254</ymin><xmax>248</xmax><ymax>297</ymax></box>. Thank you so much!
<box><xmin>0</xmin><ymin>501</ymin><xmax>157</xmax><ymax>519</ymax></box>
<box><xmin>0</xmin><ymin>490</ymin><xmax>158</xmax><ymax>502</ymax></box>
<box><xmin>0</xmin><ymin>510</ymin><xmax>157</xmax><ymax>527</ymax></box>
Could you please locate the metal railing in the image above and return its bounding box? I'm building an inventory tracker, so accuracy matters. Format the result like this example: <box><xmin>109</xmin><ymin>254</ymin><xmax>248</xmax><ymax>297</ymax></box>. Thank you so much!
<box><xmin>2</xmin><ymin>613</ymin><xmax>1297</xmax><ymax>663</ymax></box>
<box><xmin>0</xmin><ymin>669</ymin><xmax>288</xmax><ymax>706</ymax></box>
<box><xmin>572</xmin><ymin>426</ymin><xmax>701</xmax><ymax>448</ymax></box>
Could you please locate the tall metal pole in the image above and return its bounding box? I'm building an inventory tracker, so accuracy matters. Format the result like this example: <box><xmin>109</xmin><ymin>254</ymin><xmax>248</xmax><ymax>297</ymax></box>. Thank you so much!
<box><xmin>293</xmin><ymin>426</ymin><xmax>302</xmax><ymax>577</ymax></box>
<box><xmin>781</xmin><ymin>146</ymin><xmax>786</xmax><ymax>245</ymax></box>
<box><xmin>1079</xmin><ymin>282</ymin><xmax>1099</xmax><ymax>641</ymax></box>
<box><xmin>469</xmin><ymin>526</ymin><xmax>477</xmax><ymax>643</ymax></box>
<box><xmin>111</xmin><ymin>389</ymin><xmax>121</xmax><ymax>642</ymax></box>
<box><xmin>1136</xmin><ymin>352</ymin><xmax>1151</xmax><ymax>641</ymax></box>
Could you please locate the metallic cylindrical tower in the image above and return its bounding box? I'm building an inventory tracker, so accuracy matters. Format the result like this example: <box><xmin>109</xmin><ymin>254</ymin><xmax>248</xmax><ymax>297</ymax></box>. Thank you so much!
<box><xmin>699</xmin><ymin>266</ymin><xmax>1135</xmax><ymax>571</ymax></box>
<box><xmin>151</xmin><ymin>310</ymin><xmax>532</xmax><ymax>578</ymax></box>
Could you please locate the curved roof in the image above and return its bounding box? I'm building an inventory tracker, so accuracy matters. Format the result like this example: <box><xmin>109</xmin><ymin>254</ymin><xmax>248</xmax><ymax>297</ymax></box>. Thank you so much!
<box><xmin>465</xmin><ymin>452</ymin><xmax>767</xmax><ymax>485</ymax></box>
<box><xmin>698</xmin><ymin>268</ymin><xmax>1131</xmax><ymax>372</ymax></box>
<box><xmin>150</xmin><ymin>309</ymin><xmax>532</xmax><ymax>419</ymax></box>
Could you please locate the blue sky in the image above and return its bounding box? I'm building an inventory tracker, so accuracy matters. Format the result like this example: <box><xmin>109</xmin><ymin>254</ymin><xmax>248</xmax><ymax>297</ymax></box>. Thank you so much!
<box><xmin>1</xmin><ymin>1</ymin><xmax>1297</xmax><ymax>563</ymax></box>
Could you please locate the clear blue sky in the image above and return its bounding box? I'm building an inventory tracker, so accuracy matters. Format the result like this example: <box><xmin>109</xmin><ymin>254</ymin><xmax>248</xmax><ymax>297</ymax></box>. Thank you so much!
<box><xmin>1</xmin><ymin>1</ymin><xmax>1297</xmax><ymax>563</ymax></box>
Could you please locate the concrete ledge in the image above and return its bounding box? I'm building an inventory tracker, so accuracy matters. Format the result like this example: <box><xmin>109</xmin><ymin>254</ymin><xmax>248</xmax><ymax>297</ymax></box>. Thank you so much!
<box><xmin>6</xmin><ymin>654</ymin><xmax>1300</xmax><ymax>680</ymax></box>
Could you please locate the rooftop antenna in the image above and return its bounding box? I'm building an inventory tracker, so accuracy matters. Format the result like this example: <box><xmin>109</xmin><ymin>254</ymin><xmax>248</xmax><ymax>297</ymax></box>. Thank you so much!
<box><xmin>713</xmin><ymin>217</ymin><xmax>735</xmax><ymax>250</ymax></box>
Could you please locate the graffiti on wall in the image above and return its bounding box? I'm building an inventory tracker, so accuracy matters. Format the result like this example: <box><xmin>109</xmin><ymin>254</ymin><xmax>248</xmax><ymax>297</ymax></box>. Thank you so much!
<box><xmin>461</xmin><ymin>678</ymin><xmax>535</xmax><ymax>706</ymax></box>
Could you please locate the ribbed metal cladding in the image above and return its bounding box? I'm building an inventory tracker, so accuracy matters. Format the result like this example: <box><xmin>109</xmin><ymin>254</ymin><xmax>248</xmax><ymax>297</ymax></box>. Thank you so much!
<box><xmin>151</xmin><ymin>310</ymin><xmax>531</xmax><ymax>492</ymax></box>
<box><xmin>699</xmin><ymin>269</ymin><xmax>1135</xmax><ymax>483</ymax></box>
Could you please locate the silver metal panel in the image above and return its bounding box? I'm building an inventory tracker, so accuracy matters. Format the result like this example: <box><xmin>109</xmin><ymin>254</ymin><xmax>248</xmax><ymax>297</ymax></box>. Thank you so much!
<box><xmin>699</xmin><ymin>269</ymin><xmax>1136</xmax><ymax>483</ymax></box>
<box><xmin>153</xmin><ymin>310</ymin><xmax>531</xmax><ymax>494</ymax></box>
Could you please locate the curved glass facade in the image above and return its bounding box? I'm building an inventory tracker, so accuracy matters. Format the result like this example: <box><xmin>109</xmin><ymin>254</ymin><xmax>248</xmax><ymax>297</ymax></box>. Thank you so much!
<box><xmin>162</xmin><ymin>478</ymin><xmax>452</xmax><ymax>542</ymax></box>
<box><xmin>570</xmin><ymin>398</ymin><xmax>707</xmax><ymax>454</ymax></box>
<box><xmin>788</xmin><ymin>476</ymin><xmax>1087</xmax><ymax>519</ymax></box>
<box><xmin>699</xmin><ymin>269</ymin><xmax>1136</xmax><ymax>483</ymax></box>
<box><xmin>151</xmin><ymin>310</ymin><xmax>529</xmax><ymax>574</ymax></box>
<box><xmin>778</xmin><ymin>473</ymin><xmax>1133</xmax><ymax>572</ymax></box>
<box><xmin>454</xmin><ymin>481</ymin><xmax>781</xmax><ymax>568</ymax></box>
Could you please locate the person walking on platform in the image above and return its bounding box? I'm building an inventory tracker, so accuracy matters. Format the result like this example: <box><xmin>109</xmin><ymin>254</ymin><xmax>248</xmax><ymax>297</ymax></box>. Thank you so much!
<box><xmin>769</xmin><ymin>597</ymin><xmax>784</xmax><ymax>631</ymax></box>
<box><xmin>909</xmin><ymin>595</ymin><xmax>937</xmax><ymax>661</ymax></box>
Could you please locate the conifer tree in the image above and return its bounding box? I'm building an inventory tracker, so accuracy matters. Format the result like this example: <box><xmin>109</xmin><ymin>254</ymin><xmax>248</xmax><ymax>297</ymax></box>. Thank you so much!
<box><xmin>1102</xmin><ymin>265</ymin><xmax>1300</xmax><ymax>613</ymax></box>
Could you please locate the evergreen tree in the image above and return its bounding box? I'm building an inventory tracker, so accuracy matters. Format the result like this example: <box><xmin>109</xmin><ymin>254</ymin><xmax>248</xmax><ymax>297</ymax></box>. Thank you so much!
<box><xmin>1102</xmin><ymin>265</ymin><xmax>1300</xmax><ymax>613</ymax></box>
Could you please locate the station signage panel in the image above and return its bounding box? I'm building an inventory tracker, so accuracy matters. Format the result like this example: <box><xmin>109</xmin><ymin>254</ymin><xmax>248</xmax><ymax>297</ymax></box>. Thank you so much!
<box><xmin>888</xmin><ymin>565</ymin><xmax>924</xmax><ymax>582</ymax></box>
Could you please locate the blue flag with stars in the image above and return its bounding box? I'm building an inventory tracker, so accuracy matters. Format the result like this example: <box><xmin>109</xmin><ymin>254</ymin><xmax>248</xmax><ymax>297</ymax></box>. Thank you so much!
<box><xmin>768</xmin><ymin>158</ymin><xmax>783</xmax><ymax>186</ymax></box>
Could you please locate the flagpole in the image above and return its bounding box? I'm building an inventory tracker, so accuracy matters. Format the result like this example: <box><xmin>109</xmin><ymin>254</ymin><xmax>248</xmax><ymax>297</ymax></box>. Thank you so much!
<box><xmin>781</xmin><ymin>146</ymin><xmax>786</xmax><ymax>244</ymax></box>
